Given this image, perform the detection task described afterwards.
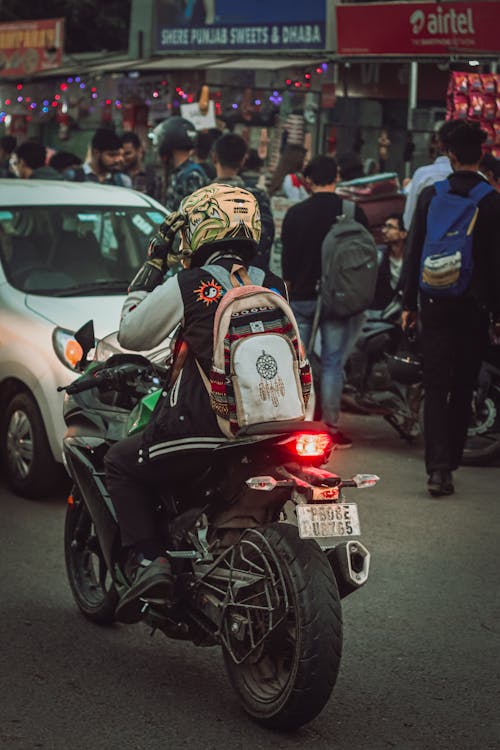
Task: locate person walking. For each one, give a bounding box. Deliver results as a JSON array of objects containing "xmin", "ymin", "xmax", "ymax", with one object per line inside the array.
[
  {"xmin": 211, "ymin": 133, "xmax": 274, "ymax": 269},
  {"xmin": 403, "ymin": 120, "xmax": 459, "ymax": 231},
  {"xmin": 269, "ymin": 144, "xmax": 309, "ymax": 201},
  {"xmin": 402, "ymin": 121, "xmax": 500, "ymax": 497},
  {"xmin": 152, "ymin": 116, "xmax": 209, "ymax": 210},
  {"xmin": 281, "ymin": 154, "xmax": 370, "ymax": 447},
  {"xmin": 121, "ymin": 131, "xmax": 161, "ymax": 199},
  {"xmin": 12, "ymin": 141, "xmax": 60, "ymax": 180},
  {"xmin": 73, "ymin": 128, "xmax": 132, "ymax": 186}
]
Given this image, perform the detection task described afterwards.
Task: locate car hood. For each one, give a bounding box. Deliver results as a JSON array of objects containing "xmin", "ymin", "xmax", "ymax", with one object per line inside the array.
[{"xmin": 25, "ymin": 294, "xmax": 125, "ymax": 339}]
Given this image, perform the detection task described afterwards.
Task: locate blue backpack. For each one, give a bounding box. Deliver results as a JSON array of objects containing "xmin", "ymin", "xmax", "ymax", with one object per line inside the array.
[{"xmin": 419, "ymin": 178, "xmax": 493, "ymax": 298}]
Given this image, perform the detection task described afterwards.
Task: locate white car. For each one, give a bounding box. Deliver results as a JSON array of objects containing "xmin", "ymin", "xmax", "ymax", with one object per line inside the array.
[{"xmin": 0, "ymin": 179, "xmax": 168, "ymax": 498}]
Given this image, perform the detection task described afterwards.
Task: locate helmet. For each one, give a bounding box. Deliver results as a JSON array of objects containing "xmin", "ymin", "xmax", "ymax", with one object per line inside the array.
[
  {"xmin": 178, "ymin": 184, "xmax": 261, "ymax": 257},
  {"xmin": 152, "ymin": 117, "xmax": 197, "ymax": 156},
  {"xmin": 386, "ymin": 330, "xmax": 422, "ymax": 385}
]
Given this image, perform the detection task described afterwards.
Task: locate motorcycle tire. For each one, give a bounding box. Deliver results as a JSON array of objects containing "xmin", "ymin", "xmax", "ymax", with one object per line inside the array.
[
  {"xmin": 64, "ymin": 486, "xmax": 118, "ymax": 624},
  {"xmin": 461, "ymin": 434, "xmax": 500, "ymax": 466},
  {"xmin": 222, "ymin": 523, "xmax": 342, "ymax": 731}
]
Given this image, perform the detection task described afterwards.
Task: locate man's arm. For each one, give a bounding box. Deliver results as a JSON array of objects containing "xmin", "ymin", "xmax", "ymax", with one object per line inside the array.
[
  {"xmin": 119, "ymin": 275, "xmax": 184, "ymax": 351},
  {"xmin": 401, "ymin": 185, "xmax": 433, "ymax": 313}
]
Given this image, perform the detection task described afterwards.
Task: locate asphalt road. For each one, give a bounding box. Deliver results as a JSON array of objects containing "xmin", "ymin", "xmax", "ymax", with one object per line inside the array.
[{"xmin": 0, "ymin": 413, "xmax": 499, "ymax": 750}]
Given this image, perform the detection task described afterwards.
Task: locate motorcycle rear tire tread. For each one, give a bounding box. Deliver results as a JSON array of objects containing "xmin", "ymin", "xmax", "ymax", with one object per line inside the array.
[{"xmin": 223, "ymin": 522, "xmax": 342, "ymax": 731}]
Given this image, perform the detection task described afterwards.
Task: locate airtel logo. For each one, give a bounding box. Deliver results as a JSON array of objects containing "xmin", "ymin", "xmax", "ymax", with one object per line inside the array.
[{"xmin": 410, "ymin": 6, "xmax": 476, "ymax": 35}]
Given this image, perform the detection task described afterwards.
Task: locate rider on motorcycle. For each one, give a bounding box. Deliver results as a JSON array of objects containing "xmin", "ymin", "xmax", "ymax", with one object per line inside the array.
[{"xmin": 104, "ymin": 184, "xmax": 287, "ymax": 623}]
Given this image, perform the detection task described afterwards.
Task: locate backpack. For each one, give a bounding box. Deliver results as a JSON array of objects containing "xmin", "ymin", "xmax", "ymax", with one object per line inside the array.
[
  {"xmin": 321, "ymin": 200, "xmax": 378, "ymax": 319},
  {"xmin": 419, "ymin": 179, "xmax": 494, "ymax": 298},
  {"xmin": 196, "ymin": 264, "xmax": 312, "ymax": 438}
]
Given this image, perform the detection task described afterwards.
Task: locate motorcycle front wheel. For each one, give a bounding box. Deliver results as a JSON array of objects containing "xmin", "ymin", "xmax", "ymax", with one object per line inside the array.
[
  {"xmin": 64, "ymin": 486, "xmax": 118, "ymax": 624},
  {"xmin": 221, "ymin": 523, "xmax": 342, "ymax": 731}
]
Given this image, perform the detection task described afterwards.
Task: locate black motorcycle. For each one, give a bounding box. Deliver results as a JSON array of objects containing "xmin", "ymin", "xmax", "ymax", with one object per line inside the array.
[
  {"xmin": 342, "ymin": 296, "xmax": 423, "ymax": 441},
  {"xmin": 61, "ymin": 322, "xmax": 378, "ymax": 731}
]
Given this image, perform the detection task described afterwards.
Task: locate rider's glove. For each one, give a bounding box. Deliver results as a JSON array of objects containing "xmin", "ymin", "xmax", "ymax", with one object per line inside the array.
[{"xmin": 128, "ymin": 212, "xmax": 186, "ymax": 293}]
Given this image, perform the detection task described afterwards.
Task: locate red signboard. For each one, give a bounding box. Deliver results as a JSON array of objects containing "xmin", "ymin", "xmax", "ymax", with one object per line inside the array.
[
  {"xmin": 337, "ymin": 2, "xmax": 500, "ymax": 56},
  {"xmin": 0, "ymin": 18, "xmax": 64, "ymax": 77}
]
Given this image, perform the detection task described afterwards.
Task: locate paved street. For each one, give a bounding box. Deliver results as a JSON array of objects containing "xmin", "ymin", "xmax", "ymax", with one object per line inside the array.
[{"xmin": 0, "ymin": 413, "xmax": 499, "ymax": 750}]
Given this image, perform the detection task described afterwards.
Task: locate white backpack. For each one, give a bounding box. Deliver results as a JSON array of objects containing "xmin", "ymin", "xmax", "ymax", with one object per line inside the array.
[{"xmin": 197, "ymin": 264, "xmax": 312, "ymax": 438}]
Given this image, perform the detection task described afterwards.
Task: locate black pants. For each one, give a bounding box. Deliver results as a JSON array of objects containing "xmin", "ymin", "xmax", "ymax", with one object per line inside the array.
[
  {"xmin": 104, "ymin": 432, "xmax": 206, "ymax": 549},
  {"xmin": 420, "ymin": 296, "xmax": 489, "ymax": 474}
]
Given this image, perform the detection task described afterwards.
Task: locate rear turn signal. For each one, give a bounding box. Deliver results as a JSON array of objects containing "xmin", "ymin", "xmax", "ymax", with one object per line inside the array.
[{"xmin": 293, "ymin": 433, "xmax": 333, "ymax": 457}]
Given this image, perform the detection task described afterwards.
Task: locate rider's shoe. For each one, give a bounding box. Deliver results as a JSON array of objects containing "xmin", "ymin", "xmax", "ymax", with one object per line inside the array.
[{"xmin": 116, "ymin": 556, "xmax": 173, "ymax": 624}]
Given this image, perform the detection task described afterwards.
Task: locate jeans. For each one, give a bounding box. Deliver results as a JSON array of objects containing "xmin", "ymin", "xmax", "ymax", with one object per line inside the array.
[{"xmin": 292, "ymin": 300, "xmax": 365, "ymax": 427}]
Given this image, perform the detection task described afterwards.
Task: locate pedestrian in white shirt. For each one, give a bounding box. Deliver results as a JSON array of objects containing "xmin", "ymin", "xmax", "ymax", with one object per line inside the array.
[{"xmin": 403, "ymin": 121, "xmax": 460, "ymax": 231}]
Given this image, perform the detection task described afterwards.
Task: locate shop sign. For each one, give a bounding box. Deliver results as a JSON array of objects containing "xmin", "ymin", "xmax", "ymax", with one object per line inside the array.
[
  {"xmin": 0, "ymin": 18, "xmax": 64, "ymax": 77},
  {"xmin": 336, "ymin": 2, "xmax": 500, "ymax": 56},
  {"xmin": 154, "ymin": 0, "xmax": 326, "ymax": 51}
]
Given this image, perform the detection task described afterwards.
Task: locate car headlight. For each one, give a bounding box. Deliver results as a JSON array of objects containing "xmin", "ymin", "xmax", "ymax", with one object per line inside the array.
[{"xmin": 53, "ymin": 327, "xmax": 84, "ymax": 371}]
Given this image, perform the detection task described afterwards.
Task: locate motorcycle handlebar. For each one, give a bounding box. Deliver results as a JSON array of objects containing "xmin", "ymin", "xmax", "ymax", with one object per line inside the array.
[{"xmin": 63, "ymin": 363, "xmax": 144, "ymax": 395}]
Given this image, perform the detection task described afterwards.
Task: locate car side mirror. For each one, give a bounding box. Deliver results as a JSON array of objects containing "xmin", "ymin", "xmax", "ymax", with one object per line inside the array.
[{"xmin": 74, "ymin": 320, "xmax": 95, "ymax": 371}]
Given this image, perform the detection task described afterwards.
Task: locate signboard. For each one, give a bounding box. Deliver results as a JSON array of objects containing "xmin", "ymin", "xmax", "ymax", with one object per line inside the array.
[
  {"xmin": 336, "ymin": 2, "xmax": 500, "ymax": 56},
  {"xmin": 154, "ymin": 0, "xmax": 325, "ymax": 51},
  {"xmin": 181, "ymin": 100, "xmax": 217, "ymax": 130},
  {"xmin": 0, "ymin": 18, "xmax": 64, "ymax": 77}
]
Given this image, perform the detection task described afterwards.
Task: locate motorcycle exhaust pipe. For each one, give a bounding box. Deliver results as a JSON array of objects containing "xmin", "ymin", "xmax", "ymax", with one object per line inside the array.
[{"xmin": 326, "ymin": 540, "xmax": 371, "ymax": 599}]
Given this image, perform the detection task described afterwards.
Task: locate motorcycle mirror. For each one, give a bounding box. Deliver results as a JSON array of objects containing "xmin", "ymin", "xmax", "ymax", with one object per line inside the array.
[
  {"xmin": 74, "ymin": 320, "xmax": 95, "ymax": 371},
  {"xmin": 351, "ymin": 474, "xmax": 380, "ymax": 488}
]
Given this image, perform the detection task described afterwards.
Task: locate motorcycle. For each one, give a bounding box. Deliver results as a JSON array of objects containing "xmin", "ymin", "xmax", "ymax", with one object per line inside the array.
[
  {"xmin": 341, "ymin": 296, "xmax": 423, "ymax": 442},
  {"xmin": 462, "ymin": 344, "xmax": 500, "ymax": 466},
  {"xmin": 60, "ymin": 321, "xmax": 378, "ymax": 731}
]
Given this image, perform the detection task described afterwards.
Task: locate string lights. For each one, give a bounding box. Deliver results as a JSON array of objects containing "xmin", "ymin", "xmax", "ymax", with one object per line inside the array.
[{"xmin": 0, "ymin": 63, "xmax": 331, "ymax": 124}]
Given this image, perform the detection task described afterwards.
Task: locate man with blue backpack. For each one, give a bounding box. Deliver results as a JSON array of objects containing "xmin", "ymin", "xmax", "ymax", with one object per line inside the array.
[{"xmin": 402, "ymin": 121, "xmax": 500, "ymax": 497}]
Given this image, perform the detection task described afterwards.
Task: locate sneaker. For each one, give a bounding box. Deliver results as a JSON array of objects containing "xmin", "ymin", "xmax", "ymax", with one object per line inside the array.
[
  {"xmin": 326, "ymin": 426, "xmax": 353, "ymax": 449},
  {"xmin": 116, "ymin": 556, "xmax": 173, "ymax": 624},
  {"xmin": 427, "ymin": 470, "xmax": 454, "ymax": 497}
]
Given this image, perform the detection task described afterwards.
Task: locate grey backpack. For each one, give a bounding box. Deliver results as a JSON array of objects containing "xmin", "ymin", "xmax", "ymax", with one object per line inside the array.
[{"xmin": 320, "ymin": 200, "xmax": 378, "ymax": 318}]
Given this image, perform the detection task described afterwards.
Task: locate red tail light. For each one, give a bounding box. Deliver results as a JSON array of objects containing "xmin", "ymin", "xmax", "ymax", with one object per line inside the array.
[{"xmin": 293, "ymin": 433, "xmax": 333, "ymax": 458}]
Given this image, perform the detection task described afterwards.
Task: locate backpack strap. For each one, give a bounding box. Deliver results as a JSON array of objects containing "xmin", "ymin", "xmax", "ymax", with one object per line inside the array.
[
  {"xmin": 341, "ymin": 199, "xmax": 356, "ymax": 219},
  {"xmin": 202, "ymin": 264, "xmax": 265, "ymax": 290}
]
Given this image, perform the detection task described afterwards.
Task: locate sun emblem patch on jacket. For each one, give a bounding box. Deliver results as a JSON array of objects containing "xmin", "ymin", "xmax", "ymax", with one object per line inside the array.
[{"xmin": 194, "ymin": 279, "xmax": 223, "ymax": 306}]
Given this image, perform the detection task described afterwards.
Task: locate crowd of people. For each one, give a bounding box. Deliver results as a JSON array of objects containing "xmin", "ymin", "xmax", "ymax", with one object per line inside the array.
[{"xmin": 2, "ymin": 118, "xmax": 500, "ymax": 506}]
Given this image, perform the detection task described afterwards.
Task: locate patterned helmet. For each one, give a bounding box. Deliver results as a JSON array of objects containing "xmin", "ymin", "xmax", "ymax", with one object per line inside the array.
[{"xmin": 178, "ymin": 184, "xmax": 261, "ymax": 256}]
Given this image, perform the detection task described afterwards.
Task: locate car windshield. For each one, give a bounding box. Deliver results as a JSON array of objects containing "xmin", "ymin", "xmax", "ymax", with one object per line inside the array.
[{"xmin": 0, "ymin": 205, "xmax": 166, "ymax": 295}]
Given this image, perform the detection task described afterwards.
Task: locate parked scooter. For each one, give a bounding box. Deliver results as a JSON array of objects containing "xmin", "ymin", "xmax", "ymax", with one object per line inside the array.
[
  {"xmin": 60, "ymin": 322, "xmax": 378, "ymax": 731},
  {"xmin": 462, "ymin": 344, "xmax": 500, "ymax": 466},
  {"xmin": 340, "ymin": 296, "xmax": 423, "ymax": 441}
]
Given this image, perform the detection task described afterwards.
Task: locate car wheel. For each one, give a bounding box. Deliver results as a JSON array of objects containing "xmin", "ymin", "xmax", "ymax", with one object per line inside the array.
[{"xmin": 1, "ymin": 391, "xmax": 65, "ymax": 499}]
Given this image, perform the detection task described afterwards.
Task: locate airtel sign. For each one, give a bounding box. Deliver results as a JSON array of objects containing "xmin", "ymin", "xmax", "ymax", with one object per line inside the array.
[{"xmin": 336, "ymin": 2, "xmax": 499, "ymax": 56}]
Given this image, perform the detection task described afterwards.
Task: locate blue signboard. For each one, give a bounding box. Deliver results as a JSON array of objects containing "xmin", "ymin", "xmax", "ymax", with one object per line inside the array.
[{"xmin": 154, "ymin": 0, "xmax": 326, "ymax": 52}]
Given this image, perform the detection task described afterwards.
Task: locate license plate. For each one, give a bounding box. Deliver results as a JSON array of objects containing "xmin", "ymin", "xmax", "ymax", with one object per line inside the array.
[{"xmin": 296, "ymin": 503, "xmax": 361, "ymax": 539}]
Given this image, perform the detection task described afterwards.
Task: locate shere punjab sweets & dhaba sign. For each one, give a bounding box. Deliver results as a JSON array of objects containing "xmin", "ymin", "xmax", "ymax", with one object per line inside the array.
[{"xmin": 336, "ymin": 2, "xmax": 499, "ymax": 56}]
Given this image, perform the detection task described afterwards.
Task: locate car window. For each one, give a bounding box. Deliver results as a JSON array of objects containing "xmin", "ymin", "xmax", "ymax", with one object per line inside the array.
[{"xmin": 0, "ymin": 206, "xmax": 164, "ymax": 295}]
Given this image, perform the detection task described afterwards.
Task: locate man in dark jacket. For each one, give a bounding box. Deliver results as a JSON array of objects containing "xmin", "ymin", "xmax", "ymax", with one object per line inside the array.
[
  {"xmin": 402, "ymin": 121, "xmax": 500, "ymax": 497},
  {"xmin": 211, "ymin": 133, "xmax": 275, "ymax": 269},
  {"xmin": 104, "ymin": 184, "xmax": 286, "ymax": 622},
  {"xmin": 281, "ymin": 155, "xmax": 369, "ymax": 447}
]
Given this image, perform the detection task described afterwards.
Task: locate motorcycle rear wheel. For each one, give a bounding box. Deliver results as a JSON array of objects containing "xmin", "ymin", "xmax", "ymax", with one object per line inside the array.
[
  {"xmin": 222, "ymin": 523, "xmax": 342, "ymax": 731},
  {"xmin": 64, "ymin": 487, "xmax": 118, "ymax": 624}
]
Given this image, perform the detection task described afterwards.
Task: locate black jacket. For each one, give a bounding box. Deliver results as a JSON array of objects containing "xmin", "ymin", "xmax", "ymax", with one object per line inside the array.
[
  {"xmin": 118, "ymin": 254, "xmax": 286, "ymax": 454},
  {"xmin": 281, "ymin": 192, "xmax": 369, "ymax": 300},
  {"xmin": 402, "ymin": 171, "xmax": 500, "ymax": 319}
]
